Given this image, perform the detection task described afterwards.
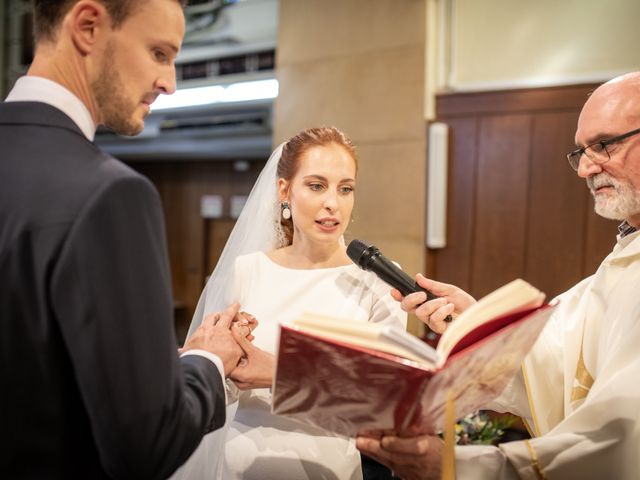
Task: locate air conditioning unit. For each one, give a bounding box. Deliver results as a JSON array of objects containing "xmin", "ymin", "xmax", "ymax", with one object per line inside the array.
[
  {"xmin": 178, "ymin": 0, "xmax": 278, "ymax": 88},
  {"xmin": 96, "ymin": 99, "xmax": 273, "ymax": 160},
  {"xmin": 95, "ymin": 0, "xmax": 279, "ymax": 161}
]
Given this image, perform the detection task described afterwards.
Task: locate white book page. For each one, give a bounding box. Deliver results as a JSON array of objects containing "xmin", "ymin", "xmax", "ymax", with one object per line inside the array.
[{"xmin": 292, "ymin": 313, "xmax": 438, "ymax": 365}]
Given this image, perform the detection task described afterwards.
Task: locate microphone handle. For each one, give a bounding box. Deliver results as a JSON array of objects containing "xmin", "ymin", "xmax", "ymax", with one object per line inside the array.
[
  {"xmin": 371, "ymin": 258, "xmax": 453, "ymax": 322},
  {"xmin": 408, "ymin": 282, "xmax": 453, "ymax": 323},
  {"xmin": 414, "ymin": 283, "xmax": 439, "ymax": 302},
  {"xmin": 412, "ymin": 284, "xmax": 453, "ymax": 323}
]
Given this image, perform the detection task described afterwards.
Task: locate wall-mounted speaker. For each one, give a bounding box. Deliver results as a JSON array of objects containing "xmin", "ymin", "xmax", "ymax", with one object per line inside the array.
[{"xmin": 427, "ymin": 122, "xmax": 449, "ymax": 249}]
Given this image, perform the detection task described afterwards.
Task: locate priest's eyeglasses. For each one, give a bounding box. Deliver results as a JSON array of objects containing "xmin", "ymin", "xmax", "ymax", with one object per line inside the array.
[{"xmin": 566, "ymin": 127, "xmax": 640, "ymax": 171}]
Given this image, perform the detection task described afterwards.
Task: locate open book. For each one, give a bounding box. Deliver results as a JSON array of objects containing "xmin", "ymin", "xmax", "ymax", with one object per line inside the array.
[{"xmin": 272, "ymin": 279, "xmax": 555, "ymax": 436}]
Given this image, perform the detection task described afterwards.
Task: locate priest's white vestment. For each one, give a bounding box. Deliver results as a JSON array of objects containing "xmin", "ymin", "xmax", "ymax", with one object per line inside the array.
[{"xmin": 456, "ymin": 230, "xmax": 640, "ymax": 479}]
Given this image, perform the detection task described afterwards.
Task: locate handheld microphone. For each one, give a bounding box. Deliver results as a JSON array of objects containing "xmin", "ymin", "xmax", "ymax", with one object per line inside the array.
[{"xmin": 346, "ymin": 239, "xmax": 452, "ymax": 322}]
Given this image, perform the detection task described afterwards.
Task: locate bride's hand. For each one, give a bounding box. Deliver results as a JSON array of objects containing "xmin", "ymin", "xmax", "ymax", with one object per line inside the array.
[
  {"xmin": 233, "ymin": 311, "xmax": 258, "ymax": 341},
  {"xmin": 228, "ymin": 328, "xmax": 275, "ymax": 389}
]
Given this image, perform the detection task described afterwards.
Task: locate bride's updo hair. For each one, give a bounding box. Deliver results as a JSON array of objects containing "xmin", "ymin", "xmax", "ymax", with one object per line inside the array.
[{"xmin": 277, "ymin": 126, "xmax": 358, "ymax": 246}]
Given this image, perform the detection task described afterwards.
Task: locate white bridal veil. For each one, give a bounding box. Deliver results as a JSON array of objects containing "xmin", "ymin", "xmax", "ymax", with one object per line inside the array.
[
  {"xmin": 186, "ymin": 142, "xmax": 287, "ymax": 337},
  {"xmin": 172, "ymin": 143, "xmax": 286, "ymax": 480}
]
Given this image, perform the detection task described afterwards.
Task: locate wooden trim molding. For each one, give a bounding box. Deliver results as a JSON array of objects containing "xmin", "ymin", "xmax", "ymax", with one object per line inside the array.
[{"xmin": 436, "ymin": 83, "xmax": 600, "ymax": 118}]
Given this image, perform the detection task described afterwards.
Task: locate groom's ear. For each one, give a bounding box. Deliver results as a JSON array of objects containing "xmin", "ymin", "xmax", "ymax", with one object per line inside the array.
[{"xmin": 277, "ymin": 178, "xmax": 290, "ymax": 201}]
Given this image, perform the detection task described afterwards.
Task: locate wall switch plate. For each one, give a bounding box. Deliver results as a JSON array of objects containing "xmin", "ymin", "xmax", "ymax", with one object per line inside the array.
[
  {"xmin": 200, "ymin": 195, "xmax": 223, "ymax": 219},
  {"xmin": 230, "ymin": 195, "xmax": 249, "ymax": 219}
]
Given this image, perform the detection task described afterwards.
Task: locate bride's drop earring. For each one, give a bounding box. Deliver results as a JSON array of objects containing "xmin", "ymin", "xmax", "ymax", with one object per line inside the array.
[{"xmin": 281, "ymin": 201, "xmax": 291, "ymax": 220}]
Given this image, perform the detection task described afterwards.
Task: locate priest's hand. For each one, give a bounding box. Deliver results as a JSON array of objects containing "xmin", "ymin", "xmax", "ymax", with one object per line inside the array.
[
  {"xmin": 228, "ymin": 329, "xmax": 275, "ymax": 389},
  {"xmin": 356, "ymin": 433, "xmax": 443, "ymax": 480},
  {"xmin": 391, "ymin": 274, "xmax": 476, "ymax": 334}
]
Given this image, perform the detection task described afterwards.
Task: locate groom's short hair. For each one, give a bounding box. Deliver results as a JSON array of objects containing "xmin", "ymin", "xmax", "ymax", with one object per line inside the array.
[{"xmin": 33, "ymin": 0, "xmax": 188, "ymax": 42}]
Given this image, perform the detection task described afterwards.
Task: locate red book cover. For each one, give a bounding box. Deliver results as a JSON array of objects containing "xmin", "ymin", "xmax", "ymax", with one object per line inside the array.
[{"xmin": 272, "ymin": 303, "xmax": 555, "ymax": 437}]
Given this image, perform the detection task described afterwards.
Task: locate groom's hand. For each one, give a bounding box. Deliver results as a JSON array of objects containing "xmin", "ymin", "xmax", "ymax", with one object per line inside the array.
[{"xmin": 182, "ymin": 302, "xmax": 245, "ymax": 375}]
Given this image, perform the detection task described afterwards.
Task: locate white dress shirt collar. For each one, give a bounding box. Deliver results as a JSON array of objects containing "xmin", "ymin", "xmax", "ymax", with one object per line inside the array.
[{"xmin": 5, "ymin": 76, "xmax": 96, "ymax": 141}]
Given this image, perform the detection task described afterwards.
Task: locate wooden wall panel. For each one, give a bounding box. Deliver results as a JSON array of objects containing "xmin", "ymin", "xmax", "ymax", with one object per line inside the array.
[
  {"xmin": 130, "ymin": 160, "xmax": 263, "ymax": 341},
  {"xmin": 204, "ymin": 219, "xmax": 237, "ymax": 276},
  {"xmin": 525, "ymin": 112, "xmax": 589, "ymax": 297},
  {"xmin": 584, "ymin": 201, "xmax": 618, "ymax": 276},
  {"xmin": 433, "ymin": 83, "xmax": 618, "ymax": 302},
  {"xmin": 471, "ymin": 115, "xmax": 531, "ymax": 297},
  {"xmin": 428, "ymin": 118, "xmax": 478, "ymax": 293}
]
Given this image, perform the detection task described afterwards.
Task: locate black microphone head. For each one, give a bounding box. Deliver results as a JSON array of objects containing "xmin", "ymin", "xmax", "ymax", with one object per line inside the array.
[{"xmin": 346, "ymin": 239, "xmax": 378, "ymax": 270}]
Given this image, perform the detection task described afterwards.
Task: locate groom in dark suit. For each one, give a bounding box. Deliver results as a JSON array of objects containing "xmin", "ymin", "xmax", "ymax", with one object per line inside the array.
[{"xmin": 0, "ymin": 1, "xmax": 246, "ymax": 478}]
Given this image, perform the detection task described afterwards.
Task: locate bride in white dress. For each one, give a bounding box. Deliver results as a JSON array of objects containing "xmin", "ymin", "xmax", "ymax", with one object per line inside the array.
[{"xmin": 172, "ymin": 127, "xmax": 406, "ymax": 480}]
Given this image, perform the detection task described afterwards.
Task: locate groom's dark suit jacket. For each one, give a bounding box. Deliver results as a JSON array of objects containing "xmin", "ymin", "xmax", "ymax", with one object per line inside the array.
[{"xmin": 0, "ymin": 102, "xmax": 225, "ymax": 479}]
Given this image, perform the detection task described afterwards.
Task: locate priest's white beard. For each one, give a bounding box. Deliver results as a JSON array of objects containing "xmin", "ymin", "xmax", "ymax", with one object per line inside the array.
[{"xmin": 587, "ymin": 172, "xmax": 640, "ymax": 221}]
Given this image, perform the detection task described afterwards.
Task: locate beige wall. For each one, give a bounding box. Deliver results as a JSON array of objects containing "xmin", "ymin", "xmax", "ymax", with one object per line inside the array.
[
  {"xmin": 274, "ymin": 1, "xmax": 427, "ymax": 288},
  {"xmin": 444, "ymin": 0, "xmax": 640, "ymax": 90}
]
